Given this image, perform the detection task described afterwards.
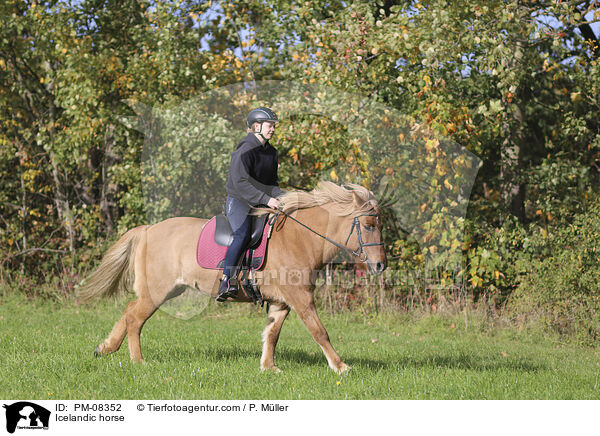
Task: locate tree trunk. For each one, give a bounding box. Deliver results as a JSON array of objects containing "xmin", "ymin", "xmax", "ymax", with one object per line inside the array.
[
  {"xmin": 100, "ymin": 123, "xmax": 118, "ymax": 235},
  {"xmin": 500, "ymin": 37, "xmax": 526, "ymax": 222},
  {"xmin": 500, "ymin": 104, "xmax": 526, "ymax": 222},
  {"xmin": 19, "ymin": 163, "xmax": 27, "ymax": 275},
  {"xmin": 47, "ymin": 82, "xmax": 76, "ymax": 254},
  {"xmin": 577, "ymin": 22, "xmax": 600, "ymax": 59}
]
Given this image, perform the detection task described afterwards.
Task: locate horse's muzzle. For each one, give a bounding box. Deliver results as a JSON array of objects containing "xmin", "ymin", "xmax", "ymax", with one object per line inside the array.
[{"xmin": 368, "ymin": 261, "xmax": 386, "ymax": 275}]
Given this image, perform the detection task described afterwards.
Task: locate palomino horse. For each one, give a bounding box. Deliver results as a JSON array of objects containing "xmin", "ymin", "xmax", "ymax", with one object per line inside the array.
[{"xmin": 78, "ymin": 182, "xmax": 386, "ymax": 373}]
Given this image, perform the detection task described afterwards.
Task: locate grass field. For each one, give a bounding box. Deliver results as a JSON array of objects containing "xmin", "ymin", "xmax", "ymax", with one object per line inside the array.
[{"xmin": 1, "ymin": 293, "xmax": 599, "ymax": 400}]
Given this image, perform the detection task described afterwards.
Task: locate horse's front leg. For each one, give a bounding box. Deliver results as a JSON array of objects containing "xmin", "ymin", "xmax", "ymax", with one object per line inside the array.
[
  {"xmin": 290, "ymin": 289, "xmax": 349, "ymax": 374},
  {"xmin": 261, "ymin": 303, "xmax": 290, "ymax": 372}
]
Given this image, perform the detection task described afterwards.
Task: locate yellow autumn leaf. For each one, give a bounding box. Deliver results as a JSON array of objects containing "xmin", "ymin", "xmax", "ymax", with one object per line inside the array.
[
  {"xmin": 570, "ymin": 92, "xmax": 582, "ymax": 102},
  {"xmin": 425, "ymin": 139, "xmax": 438, "ymax": 152}
]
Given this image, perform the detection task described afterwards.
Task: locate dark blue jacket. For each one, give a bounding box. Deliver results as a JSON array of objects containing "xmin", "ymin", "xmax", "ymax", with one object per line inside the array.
[{"xmin": 225, "ymin": 133, "xmax": 284, "ymax": 206}]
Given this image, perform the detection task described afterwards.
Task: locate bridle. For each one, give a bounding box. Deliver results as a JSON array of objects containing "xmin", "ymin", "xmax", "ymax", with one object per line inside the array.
[
  {"xmin": 270, "ymin": 210, "xmax": 384, "ymax": 263},
  {"xmin": 344, "ymin": 214, "xmax": 385, "ymax": 262}
]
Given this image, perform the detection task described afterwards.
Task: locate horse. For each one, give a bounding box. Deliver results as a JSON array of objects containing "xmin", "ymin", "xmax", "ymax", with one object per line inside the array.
[{"xmin": 78, "ymin": 181, "xmax": 387, "ymax": 373}]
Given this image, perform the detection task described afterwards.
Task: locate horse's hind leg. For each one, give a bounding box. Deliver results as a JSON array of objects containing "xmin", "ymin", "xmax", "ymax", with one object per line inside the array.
[
  {"xmin": 125, "ymin": 296, "xmax": 158, "ymax": 362},
  {"xmin": 260, "ymin": 303, "xmax": 290, "ymax": 372},
  {"xmin": 94, "ymin": 296, "xmax": 158, "ymax": 362},
  {"xmin": 94, "ymin": 300, "xmax": 136, "ymax": 357}
]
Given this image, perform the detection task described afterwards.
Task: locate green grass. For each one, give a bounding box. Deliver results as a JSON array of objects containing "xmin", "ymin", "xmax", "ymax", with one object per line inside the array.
[{"xmin": 0, "ymin": 294, "xmax": 599, "ymax": 399}]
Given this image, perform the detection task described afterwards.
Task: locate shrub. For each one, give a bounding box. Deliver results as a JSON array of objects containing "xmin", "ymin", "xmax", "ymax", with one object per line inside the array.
[{"xmin": 508, "ymin": 204, "xmax": 600, "ymax": 345}]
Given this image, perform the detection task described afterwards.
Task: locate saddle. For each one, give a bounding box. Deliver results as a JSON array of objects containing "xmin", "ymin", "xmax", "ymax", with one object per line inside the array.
[
  {"xmin": 214, "ymin": 214, "xmax": 269, "ymax": 252},
  {"xmin": 196, "ymin": 213, "xmax": 274, "ymax": 306}
]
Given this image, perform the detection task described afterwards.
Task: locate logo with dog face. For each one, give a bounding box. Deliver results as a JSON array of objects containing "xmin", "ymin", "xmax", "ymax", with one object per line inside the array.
[{"xmin": 3, "ymin": 402, "xmax": 50, "ymax": 433}]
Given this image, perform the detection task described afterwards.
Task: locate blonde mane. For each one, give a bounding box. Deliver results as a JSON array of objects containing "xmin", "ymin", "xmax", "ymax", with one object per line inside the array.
[{"xmin": 262, "ymin": 181, "xmax": 378, "ymax": 217}]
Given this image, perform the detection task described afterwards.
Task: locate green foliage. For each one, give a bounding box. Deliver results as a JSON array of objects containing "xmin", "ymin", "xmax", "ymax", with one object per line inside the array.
[
  {"xmin": 1, "ymin": 0, "xmax": 600, "ymax": 344},
  {"xmin": 509, "ymin": 204, "xmax": 600, "ymax": 345},
  {"xmin": 525, "ymin": 155, "xmax": 593, "ymax": 222},
  {"xmin": 137, "ymin": 106, "xmax": 236, "ymax": 222},
  {"xmin": 464, "ymin": 216, "xmax": 532, "ymax": 302}
]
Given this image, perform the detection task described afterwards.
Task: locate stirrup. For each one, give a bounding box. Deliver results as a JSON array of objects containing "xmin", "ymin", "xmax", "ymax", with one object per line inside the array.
[{"xmin": 242, "ymin": 274, "xmax": 264, "ymax": 307}]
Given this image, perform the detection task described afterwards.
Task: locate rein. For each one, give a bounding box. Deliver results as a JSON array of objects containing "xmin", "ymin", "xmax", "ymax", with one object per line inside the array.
[{"xmin": 269, "ymin": 209, "xmax": 383, "ymax": 262}]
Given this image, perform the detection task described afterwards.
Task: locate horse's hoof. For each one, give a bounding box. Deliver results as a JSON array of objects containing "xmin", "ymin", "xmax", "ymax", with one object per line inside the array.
[
  {"xmin": 261, "ymin": 365, "xmax": 282, "ymax": 373},
  {"xmin": 94, "ymin": 346, "xmax": 102, "ymax": 357},
  {"xmin": 336, "ymin": 363, "xmax": 350, "ymax": 374}
]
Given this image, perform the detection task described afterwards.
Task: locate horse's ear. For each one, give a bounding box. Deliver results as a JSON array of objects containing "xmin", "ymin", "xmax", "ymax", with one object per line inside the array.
[{"xmin": 352, "ymin": 192, "xmax": 363, "ymax": 207}]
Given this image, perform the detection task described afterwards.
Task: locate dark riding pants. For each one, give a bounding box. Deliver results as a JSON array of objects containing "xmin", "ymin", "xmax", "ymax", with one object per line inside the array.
[{"xmin": 223, "ymin": 196, "xmax": 252, "ymax": 278}]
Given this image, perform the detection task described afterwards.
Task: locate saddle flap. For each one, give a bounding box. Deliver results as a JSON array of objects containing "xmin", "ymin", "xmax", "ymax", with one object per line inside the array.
[
  {"xmin": 214, "ymin": 214, "xmax": 268, "ymax": 249},
  {"xmin": 214, "ymin": 215, "xmax": 233, "ymax": 246},
  {"xmin": 249, "ymin": 214, "xmax": 269, "ymax": 249}
]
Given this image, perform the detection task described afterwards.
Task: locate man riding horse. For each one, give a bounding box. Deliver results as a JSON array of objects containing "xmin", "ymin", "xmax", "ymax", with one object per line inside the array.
[{"xmin": 217, "ymin": 107, "xmax": 283, "ymax": 302}]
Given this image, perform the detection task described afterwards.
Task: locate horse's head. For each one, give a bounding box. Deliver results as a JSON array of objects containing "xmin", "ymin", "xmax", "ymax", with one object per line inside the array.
[
  {"xmin": 345, "ymin": 191, "xmax": 387, "ymax": 275},
  {"xmin": 274, "ymin": 181, "xmax": 387, "ymax": 275}
]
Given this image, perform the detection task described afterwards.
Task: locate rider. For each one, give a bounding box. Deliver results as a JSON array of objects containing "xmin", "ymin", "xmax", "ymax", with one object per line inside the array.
[{"xmin": 216, "ymin": 107, "xmax": 283, "ymax": 302}]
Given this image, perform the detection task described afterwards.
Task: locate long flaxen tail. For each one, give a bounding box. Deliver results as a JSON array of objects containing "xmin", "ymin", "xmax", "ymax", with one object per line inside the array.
[{"xmin": 77, "ymin": 225, "xmax": 149, "ymax": 302}]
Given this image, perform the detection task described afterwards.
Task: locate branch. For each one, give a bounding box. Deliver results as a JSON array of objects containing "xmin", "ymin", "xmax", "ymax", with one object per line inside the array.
[
  {"xmin": 577, "ymin": 22, "xmax": 600, "ymax": 58},
  {"xmin": 1, "ymin": 226, "xmax": 65, "ymax": 265},
  {"xmin": 229, "ymin": 6, "xmax": 256, "ymax": 86},
  {"xmin": 0, "ymin": 213, "xmax": 11, "ymax": 230},
  {"xmin": 13, "ymin": 247, "xmax": 67, "ymax": 256}
]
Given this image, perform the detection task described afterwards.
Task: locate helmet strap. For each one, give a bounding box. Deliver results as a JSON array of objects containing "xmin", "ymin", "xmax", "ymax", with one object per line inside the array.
[{"xmin": 254, "ymin": 122, "xmax": 268, "ymax": 143}]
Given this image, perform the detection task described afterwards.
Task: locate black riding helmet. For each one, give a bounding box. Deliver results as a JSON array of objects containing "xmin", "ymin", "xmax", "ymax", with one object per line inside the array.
[{"xmin": 246, "ymin": 107, "xmax": 279, "ymax": 128}]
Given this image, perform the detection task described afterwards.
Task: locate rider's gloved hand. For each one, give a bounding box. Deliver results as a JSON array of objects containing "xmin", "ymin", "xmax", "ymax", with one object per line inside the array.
[{"xmin": 267, "ymin": 197, "xmax": 281, "ymax": 209}]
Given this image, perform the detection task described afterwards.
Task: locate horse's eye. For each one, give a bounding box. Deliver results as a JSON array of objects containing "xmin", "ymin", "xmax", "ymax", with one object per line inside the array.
[{"xmin": 364, "ymin": 225, "xmax": 376, "ymax": 232}]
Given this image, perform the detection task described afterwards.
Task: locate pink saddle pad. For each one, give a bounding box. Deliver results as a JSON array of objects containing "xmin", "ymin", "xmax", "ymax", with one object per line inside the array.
[{"xmin": 196, "ymin": 216, "xmax": 271, "ymax": 270}]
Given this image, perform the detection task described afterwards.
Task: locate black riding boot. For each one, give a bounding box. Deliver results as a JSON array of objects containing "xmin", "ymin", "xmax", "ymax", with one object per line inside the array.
[{"xmin": 216, "ymin": 275, "xmax": 238, "ymax": 302}]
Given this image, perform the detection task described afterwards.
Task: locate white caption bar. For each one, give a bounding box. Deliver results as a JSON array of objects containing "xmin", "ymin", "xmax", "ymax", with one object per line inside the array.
[{"xmin": 0, "ymin": 400, "xmax": 597, "ymax": 436}]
